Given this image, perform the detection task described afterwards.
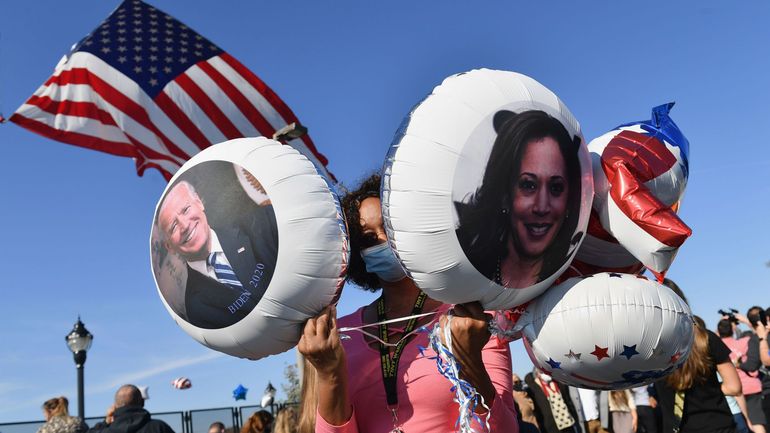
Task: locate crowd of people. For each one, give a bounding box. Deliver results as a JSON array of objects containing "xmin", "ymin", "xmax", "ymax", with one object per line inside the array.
[
  {"xmin": 510, "ymin": 300, "xmax": 770, "ymax": 433},
  {"xmin": 35, "ymin": 172, "xmax": 770, "ymax": 433},
  {"xmin": 34, "ymin": 386, "xmax": 299, "ymax": 433}
]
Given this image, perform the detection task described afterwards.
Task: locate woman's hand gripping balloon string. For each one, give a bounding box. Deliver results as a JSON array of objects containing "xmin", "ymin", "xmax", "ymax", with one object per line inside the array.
[
  {"xmin": 447, "ymin": 303, "xmax": 497, "ymax": 404},
  {"xmin": 429, "ymin": 302, "xmax": 496, "ymax": 433},
  {"xmin": 298, "ymin": 305, "xmax": 353, "ymax": 426}
]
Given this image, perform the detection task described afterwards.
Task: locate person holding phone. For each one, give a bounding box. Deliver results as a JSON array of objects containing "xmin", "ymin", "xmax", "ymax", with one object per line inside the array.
[{"xmin": 726, "ymin": 307, "xmax": 768, "ymax": 433}]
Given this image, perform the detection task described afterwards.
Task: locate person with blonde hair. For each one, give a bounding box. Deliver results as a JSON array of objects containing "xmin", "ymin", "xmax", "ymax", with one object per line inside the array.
[
  {"xmin": 608, "ymin": 389, "xmax": 637, "ymax": 433},
  {"xmin": 37, "ymin": 397, "xmax": 87, "ymax": 433},
  {"xmin": 273, "ymin": 407, "xmax": 298, "ymax": 433},
  {"xmin": 297, "ymin": 357, "xmax": 317, "ymax": 433}
]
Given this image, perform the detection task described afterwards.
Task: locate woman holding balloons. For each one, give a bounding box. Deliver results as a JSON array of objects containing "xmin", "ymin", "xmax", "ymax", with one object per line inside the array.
[{"xmin": 298, "ymin": 174, "xmax": 517, "ymax": 433}]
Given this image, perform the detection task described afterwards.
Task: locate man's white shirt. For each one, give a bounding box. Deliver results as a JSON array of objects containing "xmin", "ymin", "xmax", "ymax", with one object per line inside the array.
[
  {"xmin": 187, "ymin": 229, "xmax": 235, "ymax": 280},
  {"xmin": 577, "ymin": 388, "xmax": 600, "ymax": 421}
]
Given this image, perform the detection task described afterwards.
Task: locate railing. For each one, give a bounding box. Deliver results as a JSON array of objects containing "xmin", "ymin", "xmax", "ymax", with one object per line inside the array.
[
  {"xmin": 0, "ymin": 403, "xmax": 296, "ymax": 433},
  {"xmin": 187, "ymin": 407, "xmax": 237, "ymax": 433},
  {"xmin": 0, "ymin": 420, "xmax": 46, "ymax": 433}
]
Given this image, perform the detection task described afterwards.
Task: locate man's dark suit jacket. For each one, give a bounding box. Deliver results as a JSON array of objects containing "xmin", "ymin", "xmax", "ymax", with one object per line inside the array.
[{"xmin": 184, "ymin": 205, "xmax": 278, "ymax": 329}]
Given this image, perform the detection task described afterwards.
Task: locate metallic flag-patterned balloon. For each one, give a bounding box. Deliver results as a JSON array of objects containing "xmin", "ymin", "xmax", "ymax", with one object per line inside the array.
[
  {"xmin": 571, "ymin": 103, "xmax": 691, "ymax": 279},
  {"xmin": 171, "ymin": 377, "xmax": 192, "ymax": 390}
]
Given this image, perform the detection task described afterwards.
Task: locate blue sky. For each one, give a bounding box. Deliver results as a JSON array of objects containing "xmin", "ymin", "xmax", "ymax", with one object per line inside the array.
[{"xmin": 1, "ymin": 0, "xmax": 769, "ymax": 423}]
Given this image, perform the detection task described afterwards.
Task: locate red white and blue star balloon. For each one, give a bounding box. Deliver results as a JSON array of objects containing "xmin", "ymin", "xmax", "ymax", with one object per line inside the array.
[
  {"xmin": 571, "ymin": 103, "xmax": 691, "ymax": 279},
  {"xmin": 518, "ymin": 272, "xmax": 693, "ymax": 389}
]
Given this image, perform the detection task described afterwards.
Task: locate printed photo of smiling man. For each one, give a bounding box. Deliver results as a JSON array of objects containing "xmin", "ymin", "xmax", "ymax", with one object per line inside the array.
[{"xmin": 151, "ymin": 161, "xmax": 278, "ymax": 329}]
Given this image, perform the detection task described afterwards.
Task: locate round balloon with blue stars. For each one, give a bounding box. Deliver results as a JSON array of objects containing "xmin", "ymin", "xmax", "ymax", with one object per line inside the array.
[{"xmin": 518, "ymin": 272, "xmax": 693, "ymax": 389}]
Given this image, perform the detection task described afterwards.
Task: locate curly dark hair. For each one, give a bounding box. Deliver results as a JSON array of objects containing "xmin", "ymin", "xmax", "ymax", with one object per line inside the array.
[
  {"xmin": 340, "ymin": 173, "xmax": 383, "ymax": 292},
  {"xmin": 455, "ymin": 110, "xmax": 582, "ymax": 284}
]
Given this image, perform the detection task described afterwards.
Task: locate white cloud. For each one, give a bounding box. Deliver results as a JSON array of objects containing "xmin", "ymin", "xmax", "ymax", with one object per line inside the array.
[
  {"xmin": 88, "ymin": 351, "xmax": 226, "ymax": 394},
  {"xmin": 0, "ymin": 382, "xmax": 26, "ymax": 395},
  {"xmin": 0, "ymin": 352, "xmax": 225, "ymax": 420}
]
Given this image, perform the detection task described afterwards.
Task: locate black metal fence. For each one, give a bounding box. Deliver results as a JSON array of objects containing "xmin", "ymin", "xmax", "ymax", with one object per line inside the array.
[
  {"xmin": 193, "ymin": 406, "xmax": 244, "ymax": 433},
  {"xmin": 0, "ymin": 403, "xmax": 295, "ymax": 433}
]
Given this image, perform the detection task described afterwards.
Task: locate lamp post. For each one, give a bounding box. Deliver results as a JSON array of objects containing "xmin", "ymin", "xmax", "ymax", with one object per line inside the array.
[
  {"xmin": 272, "ymin": 122, "xmax": 307, "ymax": 142},
  {"xmin": 65, "ymin": 317, "xmax": 93, "ymax": 420}
]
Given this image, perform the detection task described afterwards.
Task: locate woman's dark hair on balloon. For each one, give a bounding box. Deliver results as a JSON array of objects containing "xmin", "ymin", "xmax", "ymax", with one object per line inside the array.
[
  {"xmin": 455, "ymin": 109, "xmax": 582, "ymax": 283},
  {"xmin": 341, "ymin": 172, "xmax": 383, "ymax": 292}
]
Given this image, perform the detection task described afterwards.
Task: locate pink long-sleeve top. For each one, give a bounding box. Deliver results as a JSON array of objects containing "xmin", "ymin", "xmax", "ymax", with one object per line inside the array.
[
  {"xmin": 316, "ymin": 305, "xmax": 518, "ymax": 433},
  {"xmin": 722, "ymin": 336, "xmax": 763, "ymax": 395}
]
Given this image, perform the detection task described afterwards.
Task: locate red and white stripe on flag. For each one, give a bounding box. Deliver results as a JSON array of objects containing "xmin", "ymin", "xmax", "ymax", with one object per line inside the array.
[{"xmin": 10, "ymin": 0, "xmax": 332, "ymax": 182}]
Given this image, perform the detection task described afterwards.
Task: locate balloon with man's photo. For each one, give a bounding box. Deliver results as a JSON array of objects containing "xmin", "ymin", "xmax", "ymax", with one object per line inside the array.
[
  {"xmin": 382, "ymin": 68, "xmax": 593, "ymax": 310},
  {"xmin": 150, "ymin": 137, "xmax": 348, "ymax": 360}
]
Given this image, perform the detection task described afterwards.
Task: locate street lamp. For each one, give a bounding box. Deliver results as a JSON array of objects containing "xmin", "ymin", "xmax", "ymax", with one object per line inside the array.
[{"xmin": 65, "ymin": 317, "xmax": 93, "ymax": 420}]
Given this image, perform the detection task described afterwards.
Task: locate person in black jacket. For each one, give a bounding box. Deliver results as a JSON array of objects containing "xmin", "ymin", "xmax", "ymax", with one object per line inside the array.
[
  {"xmin": 525, "ymin": 369, "xmax": 582, "ymax": 433},
  {"xmin": 653, "ymin": 280, "xmax": 742, "ymax": 433},
  {"xmin": 87, "ymin": 385, "xmax": 174, "ymax": 433}
]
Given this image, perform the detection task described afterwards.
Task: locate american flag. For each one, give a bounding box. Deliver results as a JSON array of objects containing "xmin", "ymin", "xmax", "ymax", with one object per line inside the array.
[{"xmin": 10, "ymin": 0, "xmax": 332, "ymax": 181}]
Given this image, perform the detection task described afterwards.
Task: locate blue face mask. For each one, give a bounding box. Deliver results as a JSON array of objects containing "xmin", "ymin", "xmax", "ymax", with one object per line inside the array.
[{"xmin": 360, "ymin": 243, "xmax": 407, "ymax": 282}]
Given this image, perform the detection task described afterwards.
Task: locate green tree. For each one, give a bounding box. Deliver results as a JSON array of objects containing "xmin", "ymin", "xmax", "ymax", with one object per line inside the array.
[{"xmin": 282, "ymin": 362, "xmax": 300, "ymax": 402}]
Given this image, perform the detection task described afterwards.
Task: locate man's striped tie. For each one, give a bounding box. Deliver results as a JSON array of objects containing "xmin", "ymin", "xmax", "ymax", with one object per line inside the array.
[{"xmin": 207, "ymin": 252, "xmax": 244, "ymax": 291}]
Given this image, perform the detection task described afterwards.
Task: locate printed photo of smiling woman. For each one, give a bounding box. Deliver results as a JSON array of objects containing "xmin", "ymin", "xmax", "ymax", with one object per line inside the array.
[{"xmin": 454, "ymin": 110, "xmax": 583, "ymax": 289}]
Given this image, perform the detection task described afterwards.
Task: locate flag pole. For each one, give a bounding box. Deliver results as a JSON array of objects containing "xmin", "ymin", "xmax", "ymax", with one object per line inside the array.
[{"xmin": 0, "ymin": 31, "xmax": 5, "ymax": 123}]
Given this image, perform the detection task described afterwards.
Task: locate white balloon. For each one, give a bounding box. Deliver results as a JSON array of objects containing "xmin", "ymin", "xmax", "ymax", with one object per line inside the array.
[
  {"xmin": 138, "ymin": 385, "xmax": 150, "ymax": 399},
  {"xmin": 261, "ymin": 382, "xmax": 276, "ymax": 408},
  {"xmin": 382, "ymin": 69, "xmax": 593, "ymax": 310},
  {"xmin": 151, "ymin": 137, "xmax": 348, "ymax": 360},
  {"xmin": 519, "ymin": 273, "xmax": 693, "ymax": 389}
]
